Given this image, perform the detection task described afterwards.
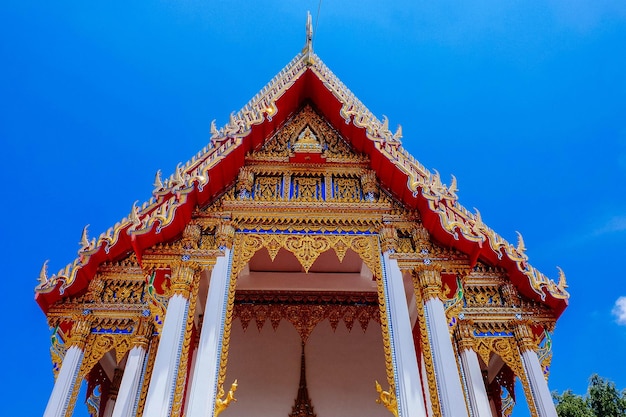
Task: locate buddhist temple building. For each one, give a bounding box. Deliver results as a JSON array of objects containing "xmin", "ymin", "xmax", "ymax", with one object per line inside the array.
[{"xmin": 36, "ymin": 16, "xmax": 569, "ymax": 417}]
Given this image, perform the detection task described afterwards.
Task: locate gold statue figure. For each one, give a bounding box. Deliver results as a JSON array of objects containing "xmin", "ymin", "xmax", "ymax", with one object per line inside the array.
[{"xmin": 215, "ymin": 379, "xmax": 238, "ymax": 416}]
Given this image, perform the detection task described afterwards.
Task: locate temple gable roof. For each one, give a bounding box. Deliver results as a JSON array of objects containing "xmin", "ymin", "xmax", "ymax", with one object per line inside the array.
[{"xmin": 35, "ymin": 49, "xmax": 569, "ymax": 315}]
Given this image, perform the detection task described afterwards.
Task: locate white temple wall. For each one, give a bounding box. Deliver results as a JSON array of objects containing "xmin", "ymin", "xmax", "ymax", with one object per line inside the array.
[{"xmin": 225, "ymin": 317, "xmax": 387, "ymax": 417}]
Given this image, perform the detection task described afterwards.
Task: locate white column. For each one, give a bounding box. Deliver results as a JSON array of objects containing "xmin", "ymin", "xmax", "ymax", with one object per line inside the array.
[
  {"xmin": 141, "ymin": 293, "xmax": 189, "ymax": 417},
  {"xmin": 419, "ymin": 354, "xmax": 433, "ymax": 417},
  {"xmin": 515, "ymin": 325, "xmax": 557, "ymax": 417},
  {"xmin": 142, "ymin": 262, "xmax": 197, "ymax": 417},
  {"xmin": 459, "ymin": 348, "xmax": 493, "ymax": 417},
  {"xmin": 381, "ymin": 252, "xmax": 428, "ymax": 417},
  {"xmin": 418, "ymin": 267, "xmax": 469, "ymax": 417},
  {"xmin": 44, "ymin": 320, "xmax": 91, "ymax": 417},
  {"xmin": 186, "ymin": 248, "xmax": 233, "ymax": 417},
  {"xmin": 43, "ymin": 345, "xmax": 85, "ymax": 417},
  {"xmin": 112, "ymin": 344, "xmax": 148, "ymax": 417},
  {"xmin": 184, "ymin": 342, "xmax": 200, "ymax": 412}
]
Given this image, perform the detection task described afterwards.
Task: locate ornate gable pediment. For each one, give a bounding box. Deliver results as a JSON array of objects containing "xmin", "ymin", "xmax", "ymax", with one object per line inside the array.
[
  {"xmin": 35, "ymin": 43, "xmax": 568, "ymax": 317},
  {"xmin": 252, "ymin": 104, "xmax": 360, "ymax": 161}
]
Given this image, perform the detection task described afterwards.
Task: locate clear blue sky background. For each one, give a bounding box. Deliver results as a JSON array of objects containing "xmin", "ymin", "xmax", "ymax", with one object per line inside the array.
[{"xmin": 1, "ymin": 1, "xmax": 625, "ymax": 416}]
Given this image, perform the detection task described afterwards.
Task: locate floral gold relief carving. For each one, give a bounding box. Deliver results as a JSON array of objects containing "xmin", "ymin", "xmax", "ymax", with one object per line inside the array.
[{"xmin": 284, "ymin": 235, "xmax": 331, "ymax": 272}]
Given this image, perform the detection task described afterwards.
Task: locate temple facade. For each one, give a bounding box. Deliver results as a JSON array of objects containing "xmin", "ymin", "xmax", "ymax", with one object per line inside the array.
[{"xmin": 36, "ymin": 22, "xmax": 569, "ymax": 417}]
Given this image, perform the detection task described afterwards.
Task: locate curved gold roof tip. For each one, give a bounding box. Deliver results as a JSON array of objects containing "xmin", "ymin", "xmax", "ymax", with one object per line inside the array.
[{"xmin": 302, "ymin": 11, "xmax": 314, "ymax": 66}]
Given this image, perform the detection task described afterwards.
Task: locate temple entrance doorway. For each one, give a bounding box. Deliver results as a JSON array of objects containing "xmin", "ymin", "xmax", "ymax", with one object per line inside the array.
[{"xmin": 224, "ymin": 245, "xmax": 388, "ymax": 417}]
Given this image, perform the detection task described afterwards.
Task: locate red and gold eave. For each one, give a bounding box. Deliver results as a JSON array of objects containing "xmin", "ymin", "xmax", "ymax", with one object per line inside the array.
[{"xmin": 35, "ymin": 51, "xmax": 569, "ymax": 316}]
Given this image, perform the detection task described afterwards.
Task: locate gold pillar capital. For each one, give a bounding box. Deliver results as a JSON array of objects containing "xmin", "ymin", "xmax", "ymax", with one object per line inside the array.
[
  {"xmin": 455, "ymin": 320, "xmax": 475, "ymax": 351},
  {"xmin": 360, "ymin": 170, "xmax": 378, "ymax": 198},
  {"xmin": 169, "ymin": 263, "xmax": 199, "ymax": 297},
  {"xmin": 132, "ymin": 318, "xmax": 154, "ymax": 349},
  {"xmin": 379, "ymin": 224, "xmax": 398, "ymax": 253},
  {"xmin": 215, "ymin": 220, "xmax": 236, "ymax": 249},
  {"xmin": 68, "ymin": 320, "xmax": 91, "ymax": 349},
  {"xmin": 411, "ymin": 224, "xmax": 430, "ymax": 248},
  {"xmin": 415, "ymin": 264, "xmax": 443, "ymax": 301},
  {"xmin": 237, "ymin": 166, "xmax": 254, "ymax": 197},
  {"xmin": 501, "ymin": 282, "xmax": 520, "ymax": 306},
  {"xmin": 87, "ymin": 277, "xmax": 105, "ymax": 301},
  {"xmin": 513, "ymin": 322, "xmax": 537, "ymax": 352},
  {"xmin": 181, "ymin": 223, "xmax": 203, "ymax": 250}
]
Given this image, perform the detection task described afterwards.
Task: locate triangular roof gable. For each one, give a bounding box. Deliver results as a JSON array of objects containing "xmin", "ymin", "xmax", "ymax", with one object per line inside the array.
[{"xmin": 35, "ymin": 51, "xmax": 569, "ymax": 315}]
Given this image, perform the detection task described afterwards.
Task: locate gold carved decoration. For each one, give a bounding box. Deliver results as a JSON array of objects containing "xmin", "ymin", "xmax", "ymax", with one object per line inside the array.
[
  {"xmin": 379, "ymin": 225, "xmax": 398, "ymax": 253},
  {"xmin": 215, "ymin": 220, "xmax": 236, "ymax": 249},
  {"xmin": 375, "ymin": 381, "xmax": 398, "ymax": 417},
  {"xmin": 215, "ymin": 241, "xmax": 239, "ymax": 409},
  {"xmin": 513, "ymin": 323, "xmax": 537, "ymax": 353},
  {"xmin": 234, "ymin": 291, "xmax": 380, "ymax": 339},
  {"xmin": 455, "ymin": 320, "xmax": 476, "ymax": 352},
  {"xmin": 170, "ymin": 263, "xmax": 196, "ymax": 297},
  {"xmin": 237, "ymin": 166, "xmax": 254, "ymax": 197},
  {"xmin": 231, "ymin": 233, "xmax": 381, "ymax": 276},
  {"xmin": 257, "ymin": 104, "xmax": 351, "ymax": 159},
  {"xmin": 372, "ymin": 242, "xmax": 398, "ymax": 414},
  {"xmin": 79, "ymin": 334, "xmax": 132, "ymax": 379},
  {"xmin": 415, "ymin": 264, "xmax": 443, "ymax": 301},
  {"xmin": 292, "ymin": 176, "xmax": 323, "ymax": 201},
  {"xmin": 135, "ymin": 339, "xmax": 157, "ymax": 417},
  {"xmin": 215, "ymin": 379, "xmax": 238, "ymax": 416},
  {"xmin": 474, "ymin": 336, "xmax": 539, "ymax": 417}
]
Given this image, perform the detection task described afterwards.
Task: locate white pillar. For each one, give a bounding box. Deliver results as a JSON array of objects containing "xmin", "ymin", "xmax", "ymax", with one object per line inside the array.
[
  {"xmin": 142, "ymin": 263, "xmax": 197, "ymax": 417},
  {"xmin": 419, "ymin": 353, "xmax": 433, "ymax": 417},
  {"xmin": 515, "ymin": 325, "xmax": 557, "ymax": 417},
  {"xmin": 520, "ymin": 350, "xmax": 556, "ymax": 417},
  {"xmin": 184, "ymin": 342, "xmax": 200, "ymax": 412},
  {"xmin": 459, "ymin": 348, "xmax": 493, "ymax": 417},
  {"xmin": 44, "ymin": 321, "xmax": 90, "ymax": 417},
  {"xmin": 418, "ymin": 267, "xmax": 469, "ymax": 417},
  {"xmin": 43, "ymin": 345, "xmax": 85, "ymax": 417},
  {"xmin": 186, "ymin": 248, "xmax": 233, "ymax": 417},
  {"xmin": 381, "ymin": 252, "xmax": 428, "ymax": 417},
  {"xmin": 141, "ymin": 294, "xmax": 189, "ymax": 417},
  {"xmin": 112, "ymin": 344, "xmax": 148, "ymax": 417}
]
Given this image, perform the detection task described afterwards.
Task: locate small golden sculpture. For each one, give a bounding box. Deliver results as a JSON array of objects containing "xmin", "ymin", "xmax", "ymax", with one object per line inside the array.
[
  {"xmin": 215, "ymin": 379, "xmax": 238, "ymax": 416},
  {"xmin": 375, "ymin": 381, "xmax": 398, "ymax": 417},
  {"xmin": 38, "ymin": 260, "xmax": 49, "ymax": 286}
]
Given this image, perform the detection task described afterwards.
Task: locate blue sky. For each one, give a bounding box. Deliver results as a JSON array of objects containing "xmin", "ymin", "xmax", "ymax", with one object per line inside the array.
[{"xmin": 1, "ymin": 1, "xmax": 625, "ymax": 416}]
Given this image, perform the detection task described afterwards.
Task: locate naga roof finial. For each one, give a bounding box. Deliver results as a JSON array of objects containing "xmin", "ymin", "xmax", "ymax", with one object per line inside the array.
[
  {"xmin": 79, "ymin": 224, "xmax": 91, "ymax": 252},
  {"xmin": 303, "ymin": 11, "xmax": 314, "ymax": 65},
  {"xmin": 38, "ymin": 260, "xmax": 49, "ymax": 287},
  {"xmin": 556, "ymin": 266, "xmax": 568, "ymax": 290},
  {"xmin": 515, "ymin": 231, "xmax": 526, "ymax": 254}
]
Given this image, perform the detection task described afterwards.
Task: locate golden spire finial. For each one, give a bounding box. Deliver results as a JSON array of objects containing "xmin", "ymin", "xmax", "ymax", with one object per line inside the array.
[{"xmin": 303, "ymin": 11, "xmax": 314, "ymax": 65}]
